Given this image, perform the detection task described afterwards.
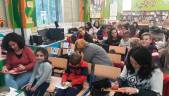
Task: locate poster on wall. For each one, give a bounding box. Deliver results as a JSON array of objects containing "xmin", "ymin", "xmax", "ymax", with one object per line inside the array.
[
  {"xmin": 132, "ymin": 0, "xmax": 169, "ymax": 11},
  {"xmin": 90, "ymin": 0, "xmax": 104, "ymax": 18},
  {"xmin": 24, "ymin": 0, "xmax": 37, "ymax": 28}
]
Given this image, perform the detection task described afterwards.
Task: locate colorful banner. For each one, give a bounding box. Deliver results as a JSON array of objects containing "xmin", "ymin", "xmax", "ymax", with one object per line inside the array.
[
  {"xmin": 21, "ymin": 0, "xmax": 37, "ymax": 28},
  {"xmin": 132, "ymin": 0, "xmax": 169, "ymax": 11},
  {"xmin": 5, "ymin": 0, "xmax": 21, "ymax": 28},
  {"xmin": 90, "ymin": 0, "xmax": 104, "ymax": 18},
  {"xmin": 5, "ymin": 0, "xmax": 36, "ymax": 28},
  {"xmin": 82, "ymin": 0, "xmax": 123, "ymax": 20},
  {"xmin": 90, "ymin": 0, "xmax": 111, "ymax": 19}
]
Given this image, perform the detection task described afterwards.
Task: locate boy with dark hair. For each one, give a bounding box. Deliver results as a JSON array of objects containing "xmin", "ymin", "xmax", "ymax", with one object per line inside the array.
[
  {"xmin": 141, "ymin": 32, "xmax": 160, "ymax": 67},
  {"xmin": 55, "ymin": 52, "xmax": 88, "ymax": 96},
  {"xmin": 141, "ymin": 32, "xmax": 158, "ymax": 53}
]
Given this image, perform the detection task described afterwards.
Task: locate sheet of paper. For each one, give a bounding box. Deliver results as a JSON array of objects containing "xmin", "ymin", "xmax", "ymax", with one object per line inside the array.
[
  {"xmin": 5, "ymin": 87, "xmax": 18, "ymax": 96},
  {"xmin": 55, "ymin": 80, "xmax": 68, "ymax": 89}
]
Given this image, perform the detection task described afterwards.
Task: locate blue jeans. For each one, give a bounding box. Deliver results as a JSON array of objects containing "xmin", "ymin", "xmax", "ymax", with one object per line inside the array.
[
  {"xmin": 25, "ymin": 79, "xmax": 49, "ymax": 96},
  {"xmin": 4, "ymin": 71, "xmax": 32, "ymax": 89}
]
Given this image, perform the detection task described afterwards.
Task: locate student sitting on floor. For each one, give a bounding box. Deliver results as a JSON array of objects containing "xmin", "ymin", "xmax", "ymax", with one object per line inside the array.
[
  {"xmin": 1, "ymin": 33, "xmax": 36, "ymax": 90},
  {"xmin": 25, "ymin": 47, "xmax": 52, "ymax": 96},
  {"xmin": 55, "ymin": 52, "xmax": 88, "ymax": 96}
]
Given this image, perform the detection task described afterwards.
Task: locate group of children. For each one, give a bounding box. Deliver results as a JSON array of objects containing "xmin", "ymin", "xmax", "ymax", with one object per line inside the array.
[
  {"xmin": 0, "ymin": 33, "xmax": 90, "ymax": 96},
  {"xmin": 24, "ymin": 47, "xmax": 88, "ymax": 96},
  {"xmin": 1, "ymin": 21, "xmax": 164, "ymax": 96},
  {"xmin": 68, "ymin": 21, "xmax": 160, "ymax": 55},
  {"xmin": 27, "ymin": 32, "xmax": 161, "ymax": 96}
]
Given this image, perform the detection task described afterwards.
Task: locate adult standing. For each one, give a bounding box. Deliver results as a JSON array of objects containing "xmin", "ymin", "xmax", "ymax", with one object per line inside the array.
[
  {"xmin": 1, "ymin": 33, "xmax": 36, "ymax": 89},
  {"xmin": 75, "ymin": 39, "xmax": 112, "ymax": 66}
]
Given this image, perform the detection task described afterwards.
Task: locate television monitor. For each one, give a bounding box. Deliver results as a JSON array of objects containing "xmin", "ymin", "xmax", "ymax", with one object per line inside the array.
[
  {"xmin": 30, "ymin": 35, "xmax": 43, "ymax": 45},
  {"xmin": 37, "ymin": 29, "xmax": 48, "ymax": 42},
  {"xmin": 46, "ymin": 28, "xmax": 64, "ymax": 42}
]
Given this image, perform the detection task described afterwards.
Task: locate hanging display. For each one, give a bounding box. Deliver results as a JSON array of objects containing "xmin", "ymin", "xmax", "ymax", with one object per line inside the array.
[{"xmin": 132, "ymin": 0, "xmax": 169, "ymax": 11}]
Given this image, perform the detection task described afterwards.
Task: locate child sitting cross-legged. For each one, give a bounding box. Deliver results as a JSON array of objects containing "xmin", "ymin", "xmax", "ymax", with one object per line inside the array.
[
  {"xmin": 25, "ymin": 47, "xmax": 52, "ymax": 96},
  {"xmin": 55, "ymin": 52, "xmax": 88, "ymax": 96}
]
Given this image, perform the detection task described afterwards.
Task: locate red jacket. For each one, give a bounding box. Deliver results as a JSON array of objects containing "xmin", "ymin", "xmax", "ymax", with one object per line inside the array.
[
  {"xmin": 163, "ymin": 73, "xmax": 169, "ymax": 96},
  {"xmin": 62, "ymin": 60, "xmax": 88, "ymax": 86},
  {"xmin": 5, "ymin": 47, "xmax": 36, "ymax": 72}
]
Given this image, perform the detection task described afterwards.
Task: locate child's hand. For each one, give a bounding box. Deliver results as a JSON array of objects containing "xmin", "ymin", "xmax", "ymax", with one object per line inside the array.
[
  {"xmin": 26, "ymin": 84, "xmax": 32, "ymax": 91},
  {"xmin": 62, "ymin": 82, "xmax": 66, "ymax": 86},
  {"xmin": 62, "ymin": 82, "xmax": 72, "ymax": 87},
  {"xmin": 65, "ymin": 82, "xmax": 72, "ymax": 87},
  {"xmin": 17, "ymin": 64, "xmax": 26, "ymax": 70},
  {"xmin": 1, "ymin": 66, "xmax": 9, "ymax": 73},
  {"xmin": 117, "ymin": 87, "xmax": 139, "ymax": 95},
  {"xmin": 111, "ymin": 81, "xmax": 119, "ymax": 90},
  {"xmin": 8, "ymin": 68, "xmax": 18, "ymax": 74},
  {"xmin": 30, "ymin": 86, "xmax": 36, "ymax": 92}
]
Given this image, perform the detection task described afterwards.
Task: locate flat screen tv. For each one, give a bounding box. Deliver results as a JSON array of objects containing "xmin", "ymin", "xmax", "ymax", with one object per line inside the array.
[{"xmin": 46, "ymin": 28, "xmax": 64, "ymax": 42}]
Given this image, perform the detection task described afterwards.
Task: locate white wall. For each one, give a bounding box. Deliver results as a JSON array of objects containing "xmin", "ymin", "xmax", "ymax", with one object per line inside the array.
[
  {"xmin": 63, "ymin": 0, "xmax": 80, "ymax": 22},
  {"xmin": 122, "ymin": 0, "xmax": 131, "ymax": 11}
]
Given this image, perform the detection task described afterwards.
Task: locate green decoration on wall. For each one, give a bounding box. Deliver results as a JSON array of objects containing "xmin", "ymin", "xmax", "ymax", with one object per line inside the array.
[
  {"xmin": 6, "ymin": 0, "xmax": 22, "ymax": 28},
  {"xmin": 25, "ymin": 0, "xmax": 37, "ymax": 28},
  {"xmin": 84, "ymin": 0, "xmax": 90, "ymax": 22},
  {"xmin": 132, "ymin": 0, "xmax": 169, "ymax": 11}
]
